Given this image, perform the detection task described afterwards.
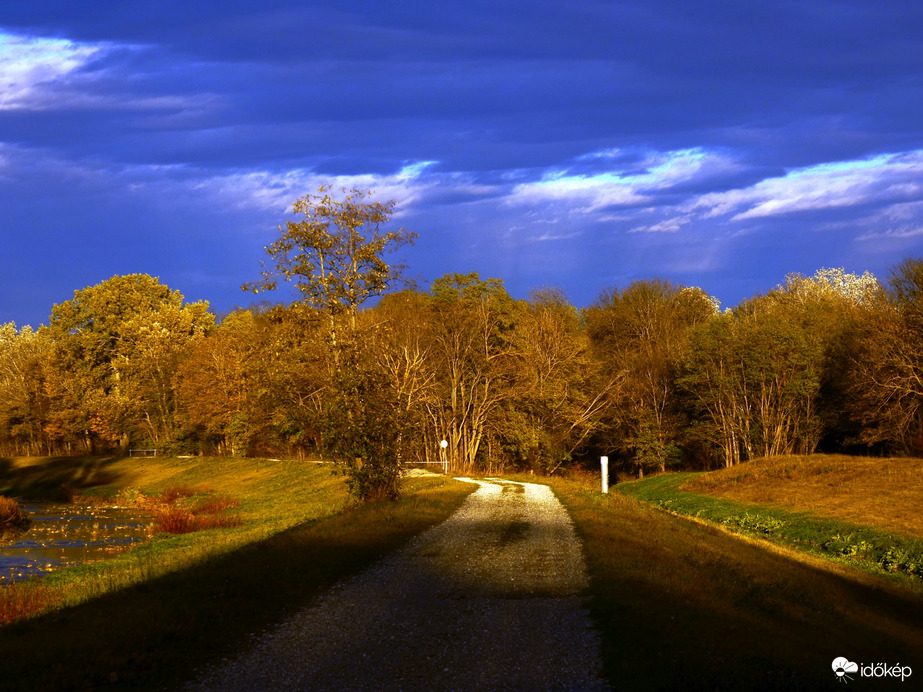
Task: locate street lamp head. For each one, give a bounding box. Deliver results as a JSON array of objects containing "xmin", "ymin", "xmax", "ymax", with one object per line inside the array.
[{"xmin": 440, "ymin": 439, "xmax": 448, "ymax": 449}]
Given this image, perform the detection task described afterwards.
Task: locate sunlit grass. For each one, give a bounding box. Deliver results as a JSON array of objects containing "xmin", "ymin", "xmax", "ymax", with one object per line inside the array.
[
  {"xmin": 682, "ymin": 454, "xmax": 923, "ymax": 537},
  {"xmin": 0, "ymin": 458, "xmax": 475, "ymax": 690},
  {"xmin": 538, "ymin": 472, "xmax": 923, "ymax": 691}
]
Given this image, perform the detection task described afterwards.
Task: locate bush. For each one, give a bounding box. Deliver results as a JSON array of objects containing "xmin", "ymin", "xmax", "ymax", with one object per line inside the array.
[
  {"xmin": 154, "ymin": 492, "xmax": 244, "ymax": 534},
  {"xmin": 0, "ymin": 496, "xmax": 26, "ymax": 529},
  {"xmin": 155, "ymin": 507, "xmax": 198, "ymax": 534}
]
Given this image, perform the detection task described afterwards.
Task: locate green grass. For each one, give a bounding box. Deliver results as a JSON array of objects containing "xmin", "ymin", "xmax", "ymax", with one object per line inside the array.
[
  {"xmin": 0, "ymin": 457, "xmax": 475, "ymax": 690},
  {"xmin": 539, "ymin": 473, "xmax": 923, "ymax": 691},
  {"xmin": 616, "ymin": 472, "xmax": 923, "ymax": 590}
]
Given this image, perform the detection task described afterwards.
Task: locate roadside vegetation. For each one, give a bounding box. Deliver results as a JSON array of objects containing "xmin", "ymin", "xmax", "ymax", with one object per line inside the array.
[
  {"xmin": 5, "ymin": 186, "xmax": 923, "ymax": 502},
  {"xmin": 543, "ymin": 468, "xmax": 923, "ymax": 690},
  {"xmin": 0, "ymin": 456, "xmax": 474, "ymax": 690},
  {"xmin": 616, "ymin": 455, "xmax": 923, "ymax": 590}
]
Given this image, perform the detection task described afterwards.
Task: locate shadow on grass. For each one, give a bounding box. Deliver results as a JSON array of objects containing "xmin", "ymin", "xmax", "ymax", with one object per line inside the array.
[
  {"xmin": 0, "ymin": 457, "xmax": 127, "ymax": 500},
  {"xmin": 0, "ymin": 484, "xmax": 473, "ymax": 691},
  {"xmin": 547, "ymin": 477, "xmax": 923, "ymax": 692}
]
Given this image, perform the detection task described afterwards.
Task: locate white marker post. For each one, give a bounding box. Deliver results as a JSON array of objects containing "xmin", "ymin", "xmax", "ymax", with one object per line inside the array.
[{"xmin": 601, "ymin": 456, "xmax": 609, "ymax": 494}]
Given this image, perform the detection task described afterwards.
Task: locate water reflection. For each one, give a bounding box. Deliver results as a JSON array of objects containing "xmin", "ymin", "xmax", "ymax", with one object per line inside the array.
[{"xmin": 0, "ymin": 502, "xmax": 155, "ymax": 583}]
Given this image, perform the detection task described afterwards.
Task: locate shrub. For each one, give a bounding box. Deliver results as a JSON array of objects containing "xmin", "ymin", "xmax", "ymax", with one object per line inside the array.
[
  {"xmin": 722, "ymin": 512, "xmax": 785, "ymax": 535},
  {"xmin": 115, "ymin": 487, "xmax": 145, "ymax": 507},
  {"xmin": 154, "ymin": 507, "xmax": 198, "ymax": 534},
  {"xmin": 160, "ymin": 484, "xmax": 200, "ymax": 504},
  {"xmin": 154, "ymin": 493, "xmax": 244, "ymax": 534},
  {"xmin": 822, "ymin": 533, "xmax": 874, "ymax": 558},
  {"xmin": 0, "ymin": 496, "xmax": 26, "ymax": 529}
]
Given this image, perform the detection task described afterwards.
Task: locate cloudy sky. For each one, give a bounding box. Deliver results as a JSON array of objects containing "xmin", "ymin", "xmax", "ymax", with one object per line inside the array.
[{"xmin": 3, "ymin": 1, "xmax": 923, "ymax": 327}]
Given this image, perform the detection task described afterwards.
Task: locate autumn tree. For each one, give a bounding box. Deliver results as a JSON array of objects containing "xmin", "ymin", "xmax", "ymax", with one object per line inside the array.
[
  {"xmin": 848, "ymin": 258, "xmax": 923, "ymax": 452},
  {"xmin": 243, "ymin": 185, "xmax": 417, "ymax": 334},
  {"xmin": 175, "ymin": 305, "xmax": 328, "ymax": 457},
  {"xmin": 774, "ymin": 267, "xmax": 881, "ymax": 450},
  {"xmin": 500, "ymin": 288, "xmax": 615, "ymax": 473},
  {"xmin": 243, "ymin": 186, "xmax": 417, "ymax": 500},
  {"xmin": 44, "ymin": 274, "xmax": 213, "ymax": 452},
  {"xmin": 0, "ymin": 323, "xmax": 53, "ymax": 455},
  {"xmin": 681, "ymin": 303, "xmax": 827, "ymax": 466},
  {"xmin": 363, "ymin": 290, "xmax": 437, "ymax": 465},
  {"xmin": 424, "ymin": 273, "xmax": 518, "ymax": 474},
  {"xmin": 586, "ymin": 280, "xmax": 716, "ymax": 475}
]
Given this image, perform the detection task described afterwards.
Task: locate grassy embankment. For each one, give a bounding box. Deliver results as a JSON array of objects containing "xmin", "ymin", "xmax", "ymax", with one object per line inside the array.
[
  {"xmin": 537, "ymin": 455, "xmax": 923, "ymax": 691},
  {"xmin": 0, "ymin": 456, "xmax": 475, "ymax": 691}
]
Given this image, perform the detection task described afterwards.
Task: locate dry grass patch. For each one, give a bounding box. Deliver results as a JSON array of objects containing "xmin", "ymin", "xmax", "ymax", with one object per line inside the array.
[
  {"xmin": 683, "ymin": 455, "xmax": 923, "ymax": 537},
  {"xmin": 0, "ymin": 581, "xmax": 57, "ymax": 626}
]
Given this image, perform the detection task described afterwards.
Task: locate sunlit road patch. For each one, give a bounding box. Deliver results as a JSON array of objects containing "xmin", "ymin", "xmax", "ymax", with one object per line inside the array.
[{"xmin": 188, "ymin": 478, "xmax": 608, "ymax": 691}]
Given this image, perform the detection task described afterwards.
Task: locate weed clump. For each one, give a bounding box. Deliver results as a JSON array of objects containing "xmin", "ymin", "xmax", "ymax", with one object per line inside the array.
[
  {"xmin": 190, "ymin": 495, "xmax": 240, "ymax": 514},
  {"xmin": 154, "ymin": 490, "xmax": 243, "ymax": 535},
  {"xmin": 160, "ymin": 484, "xmax": 201, "ymax": 504},
  {"xmin": 0, "ymin": 581, "xmax": 57, "ymax": 625},
  {"xmin": 0, "ymin": 496, "xmax": 28, "ymax": 531},
  {"xmin": 155, "ymin": 507, "xmax": 199, "ymax": 534}
]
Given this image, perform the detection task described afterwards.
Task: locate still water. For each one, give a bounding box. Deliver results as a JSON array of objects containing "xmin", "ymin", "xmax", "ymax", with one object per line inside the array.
[{"xmin": 0, "ymin": 502, "xmax": 155, "ymax": 583}]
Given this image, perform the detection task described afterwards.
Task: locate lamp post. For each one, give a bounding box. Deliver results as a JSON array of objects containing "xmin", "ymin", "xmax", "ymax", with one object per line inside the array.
[{"xmin": 440, "ymin": 439, "xmax": 448, "ymax": 475}]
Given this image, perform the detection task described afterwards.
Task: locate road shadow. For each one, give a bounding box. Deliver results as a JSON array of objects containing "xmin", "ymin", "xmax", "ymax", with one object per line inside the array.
[{"xmin": 0, "ymin": 485, "xmax": 471, "ymax": 691}]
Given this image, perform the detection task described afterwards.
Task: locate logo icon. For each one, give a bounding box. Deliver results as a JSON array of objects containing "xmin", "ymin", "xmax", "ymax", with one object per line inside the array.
[{"xmin": 833, "ymin": 657, "xmax": 859, "ymax": 683}]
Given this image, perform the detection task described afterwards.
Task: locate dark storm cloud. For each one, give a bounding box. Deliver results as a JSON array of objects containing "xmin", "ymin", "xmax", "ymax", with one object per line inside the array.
[{"xmin": 2, "ymin": 0, "xmax": 923, "ymax": 327}]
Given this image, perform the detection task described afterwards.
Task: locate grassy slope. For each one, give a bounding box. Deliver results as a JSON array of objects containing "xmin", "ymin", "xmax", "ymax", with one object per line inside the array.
[
  {"xmin": 0, "ymin": 457, "xmax": 475, "ymax": 691},
  {"xmin": 617, "ymin": 456, "xmax": 923, "ymax": 591},
  {"xmin": 683, "ymin": 454, "xmax": 923, "ymax": 537},
  {"xmin": 542, "ymin": 472, "xmax": 923, "ymax": 691}
]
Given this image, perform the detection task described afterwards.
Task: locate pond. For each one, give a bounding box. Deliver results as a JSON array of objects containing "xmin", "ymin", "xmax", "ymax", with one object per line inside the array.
[{"xmin": 0, "ymin": 501, "xmax": 155, "ymax": 583}]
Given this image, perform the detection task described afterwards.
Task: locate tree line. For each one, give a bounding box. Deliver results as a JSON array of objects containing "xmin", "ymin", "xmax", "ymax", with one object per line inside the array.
[{"xmin": 3, "ymin": 187, "xmax": 923, "ymax": 498}]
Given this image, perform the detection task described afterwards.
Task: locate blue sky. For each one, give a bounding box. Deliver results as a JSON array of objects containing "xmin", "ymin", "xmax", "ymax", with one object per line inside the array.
[{"xmin": 3, "ymin": 1, "xmax": 923, "ymax": 327}]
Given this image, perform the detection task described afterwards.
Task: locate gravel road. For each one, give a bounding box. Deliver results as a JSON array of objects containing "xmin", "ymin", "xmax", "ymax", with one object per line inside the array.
[{"xmin": 186, "ymin": 478, "xmax": 609, "ymax": 691}]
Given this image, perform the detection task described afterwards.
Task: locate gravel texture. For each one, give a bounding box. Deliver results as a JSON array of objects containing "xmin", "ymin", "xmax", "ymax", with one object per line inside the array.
[{"xmin": 185, "ymin": 478, "xmax": 609, "ymax": 691}]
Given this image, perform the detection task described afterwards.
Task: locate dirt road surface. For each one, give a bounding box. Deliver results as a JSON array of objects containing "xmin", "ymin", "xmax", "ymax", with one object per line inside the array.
[{"xmin": 186, "ymin": 478, "xmax": 609, "ymax": 691}]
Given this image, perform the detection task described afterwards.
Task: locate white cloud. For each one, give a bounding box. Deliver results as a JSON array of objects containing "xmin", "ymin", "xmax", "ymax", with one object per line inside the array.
[
  {"xmin": 0, "ymin": 30, "xmax": 219, "ymax": 113},
  {"xmin": 629, "ymin": 217, "xmax": 688, "ymax": 233},
  {"xmin": 689, "ymin": 151, "xmax": 923, "ymax": 221},
  {"xmin": 192, "ymin": 161, "xmax": 449, "ymax": 218},
  {"xmin": 507, "ymin": 147, "xmax": 738, "ymax": 213},
  {"xmin": 854, "ymin": 200, "xmax": 923, "ymax": 241},
  {"xmin": 508, "ymin": 172, "xmax": 650, "ymax": 211},
  {"xmin": 0, "ymin": 32, "xmax": 102, "ymax": 110}
]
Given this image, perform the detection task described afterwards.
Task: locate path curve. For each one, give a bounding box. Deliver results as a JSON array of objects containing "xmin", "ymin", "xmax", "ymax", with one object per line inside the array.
[{"xmin": 186, "ymin": 478, "xmax": 609, "ymax": 691}]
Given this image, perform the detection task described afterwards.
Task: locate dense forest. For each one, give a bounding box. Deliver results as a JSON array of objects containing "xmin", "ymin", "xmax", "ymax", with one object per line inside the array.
[{"xmin": 3, "ymin": 188, "xmax": 923, "ymax": 493}]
